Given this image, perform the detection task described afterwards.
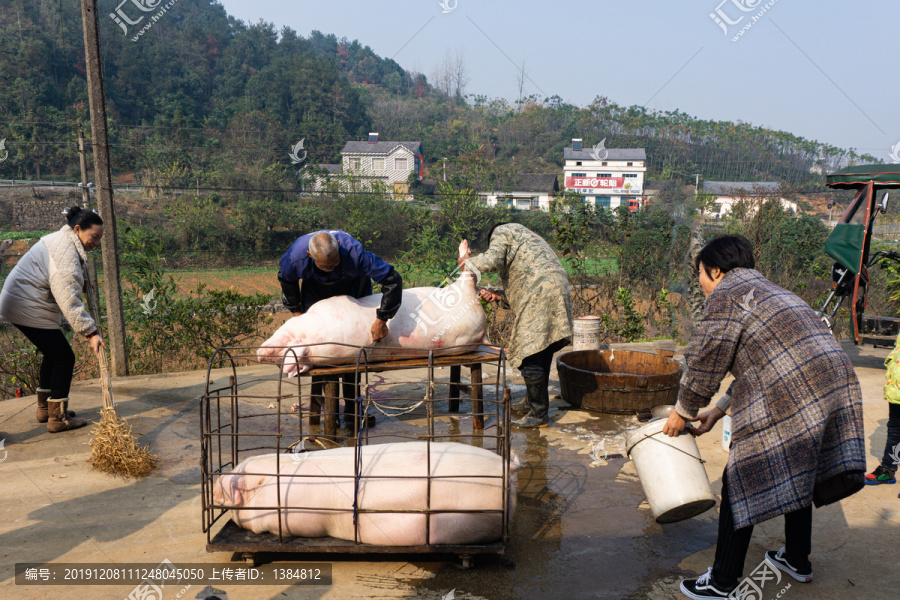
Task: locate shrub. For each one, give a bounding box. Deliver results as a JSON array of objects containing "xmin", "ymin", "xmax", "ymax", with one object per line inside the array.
[{"xmin": 121, "ymin": 227, "xmax": 274, "ymax": 374}]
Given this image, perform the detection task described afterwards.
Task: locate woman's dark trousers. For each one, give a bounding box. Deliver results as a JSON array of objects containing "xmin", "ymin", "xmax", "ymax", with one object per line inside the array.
[
  {"xmin": 712, "ymin": 470, "xmax": 813, "ymax": 590},
  {"xmin": 15, "ymin": 324, "xmax": 75, "ymax": 399}
]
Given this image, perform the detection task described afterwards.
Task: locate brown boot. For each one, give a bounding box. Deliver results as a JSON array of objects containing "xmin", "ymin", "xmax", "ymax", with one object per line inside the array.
[
  {"xmin": 35, "ymin": 388, "xmax": 51, "ymax": 423},
  {"xmin": 62, "ymin": 399, "xmax": 78, "ymax": 421},
  {"xmin": 35, "ymin": 389, "xmax": 77, "ymax": 423},
  {"xmin": 47, "ymin": 399, "xmax": 87, "ymax": 433}
]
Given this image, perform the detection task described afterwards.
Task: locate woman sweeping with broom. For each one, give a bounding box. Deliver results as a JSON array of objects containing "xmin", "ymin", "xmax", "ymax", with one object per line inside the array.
[{"xmin": 0, "ymin": 207, "xmax": 105, "ymax": 433}]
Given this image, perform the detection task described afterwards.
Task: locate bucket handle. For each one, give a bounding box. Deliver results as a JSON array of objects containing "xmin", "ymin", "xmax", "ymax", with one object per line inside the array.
[{"xmin": 635, "ymin": 432, "xmax": 706, "ymax": 464}]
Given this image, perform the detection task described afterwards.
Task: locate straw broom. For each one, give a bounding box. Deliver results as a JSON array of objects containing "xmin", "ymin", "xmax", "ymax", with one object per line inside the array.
[{"xmin": 83, "ymin": 273, "xmax": 157, "ymax": 478}]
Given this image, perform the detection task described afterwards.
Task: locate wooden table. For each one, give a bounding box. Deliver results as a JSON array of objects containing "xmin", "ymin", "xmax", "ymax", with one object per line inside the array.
[{"xmin": 303, "ymin": 345, "xmax": 504, "ymax": 437}]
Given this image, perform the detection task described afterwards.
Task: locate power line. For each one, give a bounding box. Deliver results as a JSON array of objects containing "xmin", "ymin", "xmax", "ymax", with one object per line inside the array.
[
  {"xmin": 0, "ymin": 182, "xmax": 547, "ymax": 198},
  {"xmin": 0, "ymin": 120, "xmax": 312, "ymax": 135}
]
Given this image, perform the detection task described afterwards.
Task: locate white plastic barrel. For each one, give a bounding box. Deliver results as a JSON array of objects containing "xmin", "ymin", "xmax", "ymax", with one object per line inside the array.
[
  {"xmin": 573, "ymin": 316, "xmax": 602, "ymax": 350},
  {"xmin": 625, "ymin": 418, "xmax": 717, "ymax": 523}
]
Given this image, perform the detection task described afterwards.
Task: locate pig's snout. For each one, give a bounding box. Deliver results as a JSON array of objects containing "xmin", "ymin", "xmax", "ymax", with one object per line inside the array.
[{"xmin": 257, "ymin": 343, "xmax": 281, "ymax": 362}]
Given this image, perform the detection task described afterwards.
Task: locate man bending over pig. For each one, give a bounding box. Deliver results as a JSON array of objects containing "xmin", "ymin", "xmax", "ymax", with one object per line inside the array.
[
  {"xmin": 460, "ymin": 223, "xmax": 573, "ymax": 428},
  {"xmin": 278, "ymin": 230, "xmax": 403, "ymax": 428}
]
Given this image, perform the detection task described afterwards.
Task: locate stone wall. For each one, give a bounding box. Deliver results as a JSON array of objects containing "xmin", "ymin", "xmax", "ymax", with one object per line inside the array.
[{"xmin": 0, "ymin": 189, "xmax": 83, "ymax": 231}]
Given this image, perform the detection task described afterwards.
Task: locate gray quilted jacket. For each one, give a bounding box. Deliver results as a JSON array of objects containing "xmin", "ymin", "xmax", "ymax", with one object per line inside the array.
[{"xmin": 0, "ymin": 225, "xmax": 97, "ymax": 335}]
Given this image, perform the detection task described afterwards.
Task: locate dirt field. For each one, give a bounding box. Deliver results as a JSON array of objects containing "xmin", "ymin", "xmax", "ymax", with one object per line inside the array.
[
  {"xmin": 167, "ymin": 266, "xmax": 280, "ymax": 297},
  {"xmin": 165, "ymin": 265, "xmax": 502, "ymax": 297}
]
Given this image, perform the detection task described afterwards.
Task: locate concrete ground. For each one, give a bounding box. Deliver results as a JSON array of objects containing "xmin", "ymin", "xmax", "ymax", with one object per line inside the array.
[{"xmin": 0, "ymin": 340, "xmax": 897, "ymax": 600}]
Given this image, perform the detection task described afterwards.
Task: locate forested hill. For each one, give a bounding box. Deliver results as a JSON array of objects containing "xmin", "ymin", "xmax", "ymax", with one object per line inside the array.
[{"xmin": 0, "ymin": 0, "xmax": 880, "ymax": 188}]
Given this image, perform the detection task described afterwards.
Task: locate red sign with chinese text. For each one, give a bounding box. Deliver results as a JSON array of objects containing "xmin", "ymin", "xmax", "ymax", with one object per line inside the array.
[{"xmin": 565, "ymin": 177, "xmax": 624, "ymax": 189}]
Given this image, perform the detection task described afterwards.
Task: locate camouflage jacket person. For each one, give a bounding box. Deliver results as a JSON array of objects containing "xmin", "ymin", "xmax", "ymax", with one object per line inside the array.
[
  {"xmin": 467, "ymin": 224, "xmax": 573, "ymax": 369},
  {"xmin": 688, "ymin": 223, "xmax": 705, "ymax": 329}
]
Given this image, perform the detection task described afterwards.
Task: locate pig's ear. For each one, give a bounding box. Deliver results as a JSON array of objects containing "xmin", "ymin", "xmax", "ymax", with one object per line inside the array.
[
  {"xmin": 229, "ymin": 476, "xmax": 244, "ymax": 506},
  {"xmin": 293, "ymin": 346, "xmax": 311, "ymax": 375}
]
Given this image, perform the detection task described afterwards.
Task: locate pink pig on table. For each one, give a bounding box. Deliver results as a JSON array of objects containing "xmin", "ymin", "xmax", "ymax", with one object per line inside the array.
[{"xmin": 259, "ymin": 240, "xmax": 486, "ymax": 375}]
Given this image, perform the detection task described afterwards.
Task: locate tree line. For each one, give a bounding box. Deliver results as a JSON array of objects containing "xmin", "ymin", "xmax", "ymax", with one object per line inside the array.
[{"xmin": 0, "ymin": 0, "xmax": 881, "ymax": 191}]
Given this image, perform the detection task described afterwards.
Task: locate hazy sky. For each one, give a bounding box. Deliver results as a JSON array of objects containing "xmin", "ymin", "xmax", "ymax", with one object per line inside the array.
[{"xmin": 216, "ymin": 0, "xmax": 900, "ymax": 161}]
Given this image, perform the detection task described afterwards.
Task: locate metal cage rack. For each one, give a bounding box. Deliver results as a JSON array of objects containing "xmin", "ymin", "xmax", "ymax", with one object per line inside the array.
[{"xmin": 200, "ymin": 343, "xmax": 510, "ymax": 568}]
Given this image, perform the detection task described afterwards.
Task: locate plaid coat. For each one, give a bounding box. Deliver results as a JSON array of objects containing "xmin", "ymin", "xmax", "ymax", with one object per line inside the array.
[{"xmin": 675, "ymin": 269, "xmax": 866, "ymax": 529}]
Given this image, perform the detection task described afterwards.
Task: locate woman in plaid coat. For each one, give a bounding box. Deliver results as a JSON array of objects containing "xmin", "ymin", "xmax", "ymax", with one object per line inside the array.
[{"xmin": 662, "ymin": 235, "xmax": 866, "ymax": 600}]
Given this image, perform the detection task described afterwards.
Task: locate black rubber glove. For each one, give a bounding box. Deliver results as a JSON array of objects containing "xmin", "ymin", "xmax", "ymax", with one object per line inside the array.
[
  {"xmin": 375, "ymin": 268, "xmax": 403, "ymax": 321},
  {"xmin": 278, "ymin": 269, "xmax": 303, "ymax": 314}
]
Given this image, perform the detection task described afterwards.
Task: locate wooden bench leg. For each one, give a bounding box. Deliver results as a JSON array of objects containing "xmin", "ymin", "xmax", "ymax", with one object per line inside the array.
[
  {"xmin": 448, "ymin": 365, "xmax": 461, "ymax": 413},
  {"xmin": 341, "ymin": 372, "xmax": 360, "ymax": 432},
  {"xmin": 309, "ymin": 377, "xmax": 323, "ymax": 426},
  {"xmin": 470, "ymin": 363, "xmax": 483, "ymax": 430},
  {"xmin": 324, "ymin": 379, "xmax": 339, "ymax": 438}
]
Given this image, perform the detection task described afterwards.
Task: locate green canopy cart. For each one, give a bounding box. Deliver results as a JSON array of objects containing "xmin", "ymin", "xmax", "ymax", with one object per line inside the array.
[{"xmin": 820, "ymin": 165, "xmax": 900, "ymax": 345}]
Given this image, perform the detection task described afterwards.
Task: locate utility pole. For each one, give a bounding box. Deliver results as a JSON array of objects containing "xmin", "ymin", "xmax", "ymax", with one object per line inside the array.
[
  {"xmin": 77, "ymin": 122, "xmax": 101, "ymax": 314},
  {"xmin": 693, "ymin": 173, "xmax": 701, "ymax": 195},
  {"xmin": 442, "ymin": 158, "xmax": 447, "ymax": 182},
  {"xmin": 80, "ymin": 0, "xmax": 128, "ymax": 376}
]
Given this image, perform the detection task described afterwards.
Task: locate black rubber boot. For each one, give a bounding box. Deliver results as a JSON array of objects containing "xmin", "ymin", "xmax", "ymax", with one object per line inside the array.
[
  {"xmin": 510, "ymin": 397, "xmax": 530, "ymax": 412},
  {"xmin": 503, "ymin": 386, "xmax": 531, "ymax": 412},
  {"xmin": 509, "ymin": 383, "xmax": 529, "ymax": 412},
  {"xmin": 512, "ymin": 375, "xmax": 550, "ymax": 428},
  {"xmin": 342, "ymin": 399, "xmax": 376, "ymax": 430},
  {"xmin": 505, "ymin": 385, "xmax": 530, "ymax": 411}
]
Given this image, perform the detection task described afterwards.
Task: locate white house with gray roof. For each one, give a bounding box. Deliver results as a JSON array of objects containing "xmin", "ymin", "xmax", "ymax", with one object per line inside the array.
[
  {"xmin": 480, "ymin": 174, "xmax": 560, "ymax": 212},
  {"xmin": 341, "ymin": 134, "xmax": 423, "ymax": 195},
  {"xmin": 303, "ymin": 134, "xmax": 423, "ymax": 198},
  {"xmin": 563, "ymin": 139, "xmax": 646, "ymax": 212},
  {"xmin": 701, "ymin": 181, "xmax": 798, "ymax": 217}
]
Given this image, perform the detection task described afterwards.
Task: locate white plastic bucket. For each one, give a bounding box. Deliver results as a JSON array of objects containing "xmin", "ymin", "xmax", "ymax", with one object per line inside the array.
[
  {"xmin": 721, "ymin": 415, "xmax": 732, "ymax": 452},
  {"xmin": 625, "ymin": 418, "xmax": 717, "ymax": 523},
  {"xmin": 573, "ymin": 316, "xmax": 602, "ymax": 350}
]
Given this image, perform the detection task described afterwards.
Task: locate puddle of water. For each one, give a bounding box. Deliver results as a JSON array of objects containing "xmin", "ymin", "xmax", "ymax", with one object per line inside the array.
[
  {"xmin": 540, "ymin": 409, "xmax": 643, "ymax": 467},
  {"xmin": 400, "ymin": 408, "xmax": 718, "ymax": 599}
]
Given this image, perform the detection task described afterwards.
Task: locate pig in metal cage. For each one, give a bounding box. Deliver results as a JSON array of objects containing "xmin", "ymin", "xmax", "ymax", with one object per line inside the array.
[{"xmin": 200, "ymin": 343, "xmax": 511, "ymax": 568}]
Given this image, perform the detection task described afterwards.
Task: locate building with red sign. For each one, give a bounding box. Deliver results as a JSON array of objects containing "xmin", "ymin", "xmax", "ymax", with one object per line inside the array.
[{"xmin": 563, "ymin": 139, "xmax": 646, "ymax": 212}]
